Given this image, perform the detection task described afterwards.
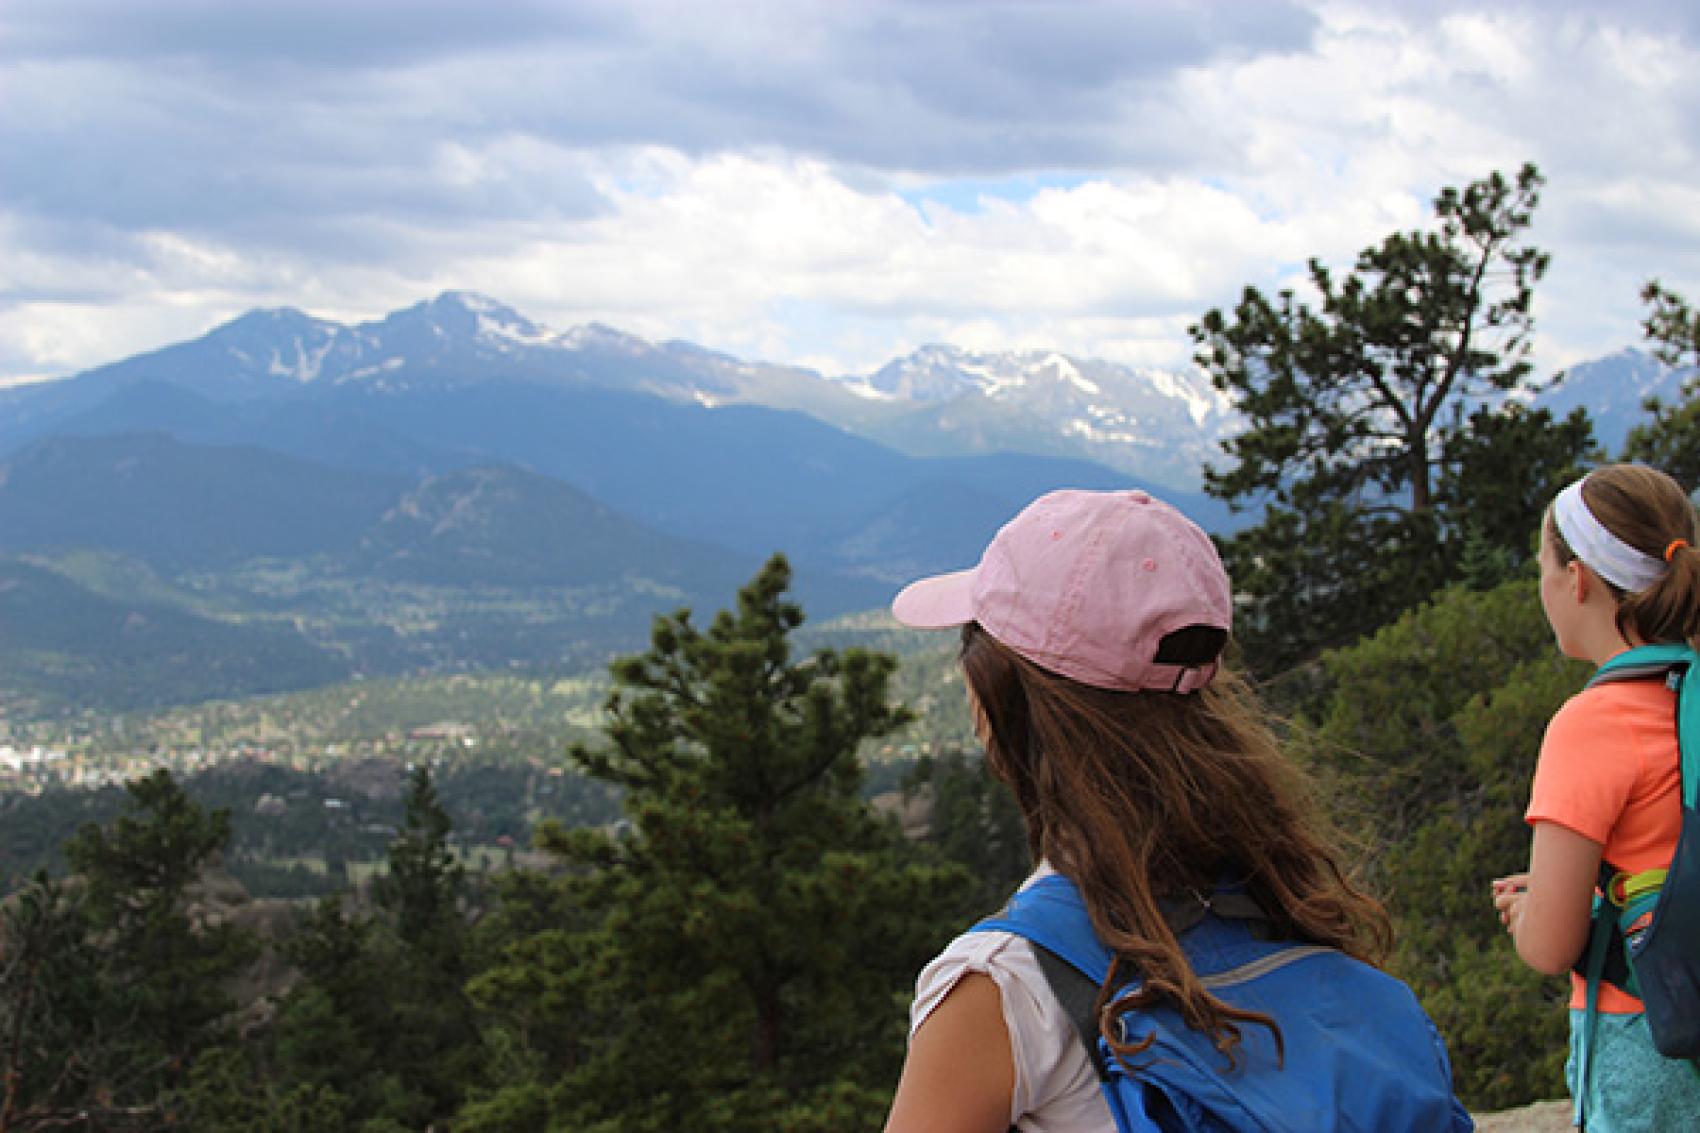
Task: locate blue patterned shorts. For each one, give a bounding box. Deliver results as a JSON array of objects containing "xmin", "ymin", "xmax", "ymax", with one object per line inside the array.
[{"xmin": 1567, "ymin": 1010, "xmax": 1700, "ymax": 1131}]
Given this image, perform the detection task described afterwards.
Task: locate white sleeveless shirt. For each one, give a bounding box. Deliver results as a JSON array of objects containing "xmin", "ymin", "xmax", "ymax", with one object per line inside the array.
[{"xmin": 908, "ymin": 867, "xmax": 1117, "ymax": 1132}]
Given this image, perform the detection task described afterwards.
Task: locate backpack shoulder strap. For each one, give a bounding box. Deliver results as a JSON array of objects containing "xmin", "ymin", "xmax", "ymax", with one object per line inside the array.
[
  {"xmin": 1589, "ymin": 641, "xmax": 1694, "ymax": 678},
  {"xmin": 974, "ymin": 873, "xmax": 1272, "ymax": 982},
  {"xmin": 973, "ymin": 874, "xmax": 1278, "ymax": 1073},
  {"xmin": 976, "ymin": 872, "xmax": 1113, "ymax": 984},
  {"xmin": 1587, "ymin": 643, "xmax": 1698, "ymax": 809},
  {"xmin": 974, "ymin": 874, "xmax": 1192, "ymax": 1131},
  {"xmin": 1030, "ymin": 939, "xmax": 1115, "ymax": 1083}
]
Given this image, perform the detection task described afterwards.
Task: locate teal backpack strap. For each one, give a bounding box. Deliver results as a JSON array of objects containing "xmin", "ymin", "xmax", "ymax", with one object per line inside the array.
[
  {"xmin": 1576, "ymin": 888, "xmax": 1618, "ymax": 1129},
  {"xmin": 1669, "ymin": 647, "xmax": 1700, "ymax": 809}
]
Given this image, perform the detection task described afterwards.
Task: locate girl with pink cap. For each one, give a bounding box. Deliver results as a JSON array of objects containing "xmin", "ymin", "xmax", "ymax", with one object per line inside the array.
[{"xmin": 882, "ymin": 489, "xmax": 1469, "ymax": 1133}]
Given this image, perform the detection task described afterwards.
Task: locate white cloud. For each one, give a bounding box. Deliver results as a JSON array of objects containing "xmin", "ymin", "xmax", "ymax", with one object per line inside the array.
[{"xmin": 2, "ymin": 1, "xmax": 1700, "ymax": 384}]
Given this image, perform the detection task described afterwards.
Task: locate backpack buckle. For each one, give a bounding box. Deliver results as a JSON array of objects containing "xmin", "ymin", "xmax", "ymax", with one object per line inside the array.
[{"xmin": 1606, "ymin": 868, "xmax": 1667, "ymax": 908}]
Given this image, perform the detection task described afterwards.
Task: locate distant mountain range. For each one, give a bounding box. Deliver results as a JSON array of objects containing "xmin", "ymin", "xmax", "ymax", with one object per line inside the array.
[
  {"xmin": 0, "ymin": 291, "xmax": 1233, "ymax": 488},
  {"xmin": 0, "ymin": 292, "xmax": 1683, "ymax": 713},
  {"xmin": 1525, "ymin": 348, "xmax": 1681, "ymax": 453}
]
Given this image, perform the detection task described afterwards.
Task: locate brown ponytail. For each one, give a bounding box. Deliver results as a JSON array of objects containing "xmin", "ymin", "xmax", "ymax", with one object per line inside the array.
[{"xmin": 1547, "ymin": 464, "xmax": 1700, "ymax": 649}]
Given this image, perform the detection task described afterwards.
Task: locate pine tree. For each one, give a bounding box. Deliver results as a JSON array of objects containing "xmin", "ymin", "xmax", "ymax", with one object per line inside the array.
[
  {"xmin": 269, "ymin": 897, "xmax": 385, "ymax": 1121},
  {"xmin": 1624, "ymin": 279, "xmax": 1700, "ymax": 487},
  {"xmin": 1291, "ymin": 581, "xmax": 1581, "ymax": 1107},
  {"xmin": 0, "ymin": 771, "xmax": 258, "ymax": 1130},
  {"xmin": 271, "ymin": 767, "xmax": 485, "ymax": 1129},
  {"xmin": 0, "ymin": 874, "xmax": 103, "ymax": 1132},
  {"xmin": 466, "ymin": 555, "xmax": 967, "ymax": 1133},
  {"xmin": 376, "ymin": 766, "xmax": 483, "ymax": 1117},
  {"xmin": 1190, "ymin": 164, "xmax": 1593, "ymax": 671},
  {"xmin": 901, "ymin": 748, "xmax": 1029, "ymax": 912},
  {"xmin": 1436, "ymin": 401, "xmax": 1597, "ymax": 586}
]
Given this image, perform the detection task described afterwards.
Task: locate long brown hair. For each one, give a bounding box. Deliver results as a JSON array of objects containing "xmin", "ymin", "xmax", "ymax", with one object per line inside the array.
[
  {"xmin": 1545, "ymin": 463, "xmax": 1700, "ymax": 649},
  {"xmin": 960, "ymin": 622, "xmax": 1392, "ymax": 1064}
]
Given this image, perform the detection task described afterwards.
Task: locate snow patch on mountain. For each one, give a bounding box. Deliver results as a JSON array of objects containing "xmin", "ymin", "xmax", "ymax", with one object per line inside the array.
[
  {"xmin": 841, "ymin": 381, "xmax": 896, "ymax": 402},
  {"xmin": 265, "ymin": 336, "xmax": 339, "ymax": 382},
  {"xmin": 473, "ymin": 311, "xmax": 554, "ymax": 350},
  {"xmin": 828, "ymin": 343, "xmax": 1238, "ymax": 488},
  {"xmin": 347, "ymin": 357, "xmax": 405, "ymax": 381},
  {"xmin": 1043, "ymin": 353, "xmax": 1100, "ymax": 396},
  {"xmin": 1147, "ymin": 367, "xmax": 1220, "ymax": 426},
  {"xmin": 560, "ymin": 322, "xmax": 649, "ymax": 355}
]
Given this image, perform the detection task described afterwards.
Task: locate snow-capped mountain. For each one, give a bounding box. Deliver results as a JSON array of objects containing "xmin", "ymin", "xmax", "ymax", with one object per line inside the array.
[
  {"xmin": 1527, "ymin": 348, "xmax": 1690, "ymax": 452},
  {"xmin": 87, "ymin": 291, "xmax": 746, "ymax": 399},
  {"xmin": 14, "ymin": 290, "xmax": 1693, "ymax": 495},
  {"xmin": 834, "ymin": 344, "xmax": 1236, "ymax": 489},
  {"xmin": 17, "ymin": 292, "xmax": 1237, "ymax": 491}
]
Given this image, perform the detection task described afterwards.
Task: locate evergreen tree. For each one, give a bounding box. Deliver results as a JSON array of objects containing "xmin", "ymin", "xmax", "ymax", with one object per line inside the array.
[
  {"xmin": 376, "ymin": 766, "xmax": 483, "ymax": 1118},
  {"xmin": 466, "ymin": 555, "xmax": 967, "ymax": 1132},
  {"xmin": 382, "ymin": 766, "xmax": 468, "ymax": 959},
  {"xmin": 1409, "ymin": 651, "xmax": 1579, "ymax": 1108},
  {"xmin": 901, "ymin": 747, "xmax": 1029, "ymax": 913},
  {"xmin": 172, "ymin": 1046, "xmax": 351, "ymax": 1133},
  {"xmin": 0, "ymin": 875, "xmax": 104, "ymax": 1132},
  {"xmin": 1624, "ymin": 279, "xmax": 1700, "ymax": 487},
  {"xmin": 0, "ymin": 771, "xmax": 257, "ymax": 1130},
  {"xmin": 1292, "ymin": 581, "xmax": 1581, "ymax": 1107},
  {"xmin": 1191, "ymin": 164, "xmax": 1578, "ymax": 671},
  {"xmin": 270, "ymin": 768, "xmax": 485, "ymax": 1129},
  {"xmin": 269, "ymin": 897, "xmax": 388, "ymax": 1123},
  {"xmin": 1435, "ymin": 401, "xmax": 1597, "ymax": 587}
]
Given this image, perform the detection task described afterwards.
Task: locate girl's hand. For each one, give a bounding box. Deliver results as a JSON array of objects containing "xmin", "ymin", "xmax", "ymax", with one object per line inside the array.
[
  {"xmin": 1501, "ymin": 825, "xmax": 1603, "ymax": 976},
  {"xmin": 1491, "ymin": 873, "xmax": 1529, "ymax": 932}
]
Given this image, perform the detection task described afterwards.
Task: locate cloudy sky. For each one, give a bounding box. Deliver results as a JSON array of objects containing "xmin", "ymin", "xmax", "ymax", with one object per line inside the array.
[{"xmin": 4, "ymin": 0, "xmax": 1699, "ymax": 387}]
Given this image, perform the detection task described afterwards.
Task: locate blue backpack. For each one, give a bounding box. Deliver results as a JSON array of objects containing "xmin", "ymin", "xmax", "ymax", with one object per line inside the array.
[
  {"xmin": 975, "ymin": 872, "xmax": 1472, "ymax": 1132},
  {"xmin": 1575, "ymin": 643, "xmax": 1700, "ymax": 1120}
]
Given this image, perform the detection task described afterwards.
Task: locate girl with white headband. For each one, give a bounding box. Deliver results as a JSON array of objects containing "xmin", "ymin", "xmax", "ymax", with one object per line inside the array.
[{"xmin": 1492, "ymin": 463, "xmax": 1700, "ymax": 1131}]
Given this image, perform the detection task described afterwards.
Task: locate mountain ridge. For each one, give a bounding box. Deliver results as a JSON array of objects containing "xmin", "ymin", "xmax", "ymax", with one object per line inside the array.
[
  {"xmin": 10, "ymin": 291, "xmax": 1682, "ymax": 493},
  {"xmin": 3, "ymin": 291, "xmax": 1236, "ymax": 489}
]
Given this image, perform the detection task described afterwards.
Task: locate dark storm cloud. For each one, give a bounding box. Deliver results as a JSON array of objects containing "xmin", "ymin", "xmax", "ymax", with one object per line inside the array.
[
  {"xmin": 0, "ymin": 0, "xmax": 622, "ymax": 70},
  {"xmin": 0, "ymin": 0, "xmax": 1323, "ymax": 268},
  {"xmin": 564, "ymin": 0, "xmax": 1321, "ymax": 171}
]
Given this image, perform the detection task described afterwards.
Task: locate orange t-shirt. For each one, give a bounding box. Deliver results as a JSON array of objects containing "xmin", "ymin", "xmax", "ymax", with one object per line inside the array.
[{"xmin": 1525, "ymin": 678, "xmax": 1683, "ymax": 1013}]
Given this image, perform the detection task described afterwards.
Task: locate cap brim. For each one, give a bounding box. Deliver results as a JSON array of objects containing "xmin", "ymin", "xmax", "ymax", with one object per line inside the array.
[{"xmin": 891, "ymin": 568, "xmax": 977, "ymax": 629}]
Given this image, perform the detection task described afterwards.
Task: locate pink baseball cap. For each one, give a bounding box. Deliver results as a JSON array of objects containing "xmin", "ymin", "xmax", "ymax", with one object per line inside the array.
[{"xmin": 891, "ymin": 489, "xmax": 1232, "ymax": 693}]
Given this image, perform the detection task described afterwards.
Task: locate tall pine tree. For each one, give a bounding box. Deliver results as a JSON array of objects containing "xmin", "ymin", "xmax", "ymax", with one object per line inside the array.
[
  {"xmin": 1191, "ymin": 163, "xmax": 1594, "ymax": 672},
  {"xmin": 268, "ymin": 766, "xmax": 485, "ymax": 1130},
  {"xmin": 465, "ymin": 555, "xmax": 967, "ymax": 1133}
]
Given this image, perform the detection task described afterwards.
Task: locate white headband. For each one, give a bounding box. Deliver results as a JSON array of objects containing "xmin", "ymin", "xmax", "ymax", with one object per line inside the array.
[{"xmin": 1552, "ymin": 480, "xmax": 1667, "ymax": 592}]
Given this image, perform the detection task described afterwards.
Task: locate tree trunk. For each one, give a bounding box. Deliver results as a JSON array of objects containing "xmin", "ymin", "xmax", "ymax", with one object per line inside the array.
[{"xmin": 1410, "ymin": 434, "xmax": 1431, "ymax": 514}]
